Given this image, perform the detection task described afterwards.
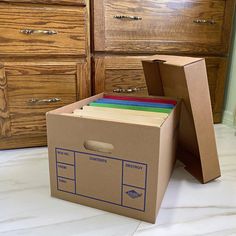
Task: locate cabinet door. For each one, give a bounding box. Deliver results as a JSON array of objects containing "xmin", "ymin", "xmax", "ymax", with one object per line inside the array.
[
  {"xmin": 93, "ymin": 56, "xmax": 227, "ymax": 123},
  {"xmin": 0, "ymin": 61, "xmax": 90, "ymax": 149},
  {"xmin": 94, "ymin": 0, "xmax": 235, "ymax": 55}
]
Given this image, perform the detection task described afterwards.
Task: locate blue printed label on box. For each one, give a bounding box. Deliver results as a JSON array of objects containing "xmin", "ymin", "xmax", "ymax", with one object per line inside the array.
[{"xmin": 55, "ymin": 148, "xmax": 147, "ymax": 212}]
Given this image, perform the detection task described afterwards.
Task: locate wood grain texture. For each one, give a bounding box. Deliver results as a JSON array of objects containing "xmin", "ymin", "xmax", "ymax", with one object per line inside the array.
[
  {"xmin": 93, "ymin": 0, "xmax": 105, "ymax": 51},
  {"xmin": 94, "ymin": 57, "xmax": 105, "ymax": 94},
  {"xmin": 222, "ymin": 0, "xmax": 236, "ymax": 53},
  {"xmin": 92, "ymin": 0, "xmax": 235, "ymax": 123},
  {"xmin": 0, "ymin": 134, "xmax": 47, "ymax": 149},
  {"xmin": 0, "ymin": 60, "xmax": 91, "ymax": 149},
  {"xmin": 0, "ymin": 65, "xmax": 11, "ymax": 138},
  {"xmin": 7, "ymin": 70, "xmax": 77, "ymax": 137},
  {"xmin": 0, "ymin": 0, "xmax": 86, "ymax": 5},
  {"xmin": 85, "ymin": 0, "xmax": 91, "ymax": 58},
  {"xmin": 5, "ymin": 64, "xmax": 77, "ymax": 76},
  {"xmin": 0, "ymin": 1, "xmax": 91, "ymax": 149},
  {"xmin": 0, "ymin": 4, "xmax": 87, "ymax": 56},
  {"xmin": 83, "ymin": 0, "xmax": 91, "ymax": 98},
  {"xmin": 104, "ymin": 57, "xmax": 148, "ymax": 95},
  {"xmin": 77, "ymin": 62, "xmax": 91, "ymax": 99},
  {"xmin": 94, "ymin": 56, "xmax": 149, "ymax": 95},
  {"xmin": 94, "ymin": 0, "xmax": 235, "ymax": 55},
  {"xmin": 93, "ymin": 55, "xmax": 228, "ymax": 123},
  {"xmin": 206, "ymin": 57, "xmax": 228, "ymax": 123}
]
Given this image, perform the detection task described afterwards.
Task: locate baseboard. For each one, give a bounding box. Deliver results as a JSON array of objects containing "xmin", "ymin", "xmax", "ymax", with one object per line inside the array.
[{"xmin": 223, "ymin": 110, "xmax": 236, "ymax": 127}]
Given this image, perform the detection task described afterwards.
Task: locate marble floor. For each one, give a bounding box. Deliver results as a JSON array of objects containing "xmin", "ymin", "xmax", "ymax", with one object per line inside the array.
[{"xmin": 0, "ymin": 124, "xmax": 236, "ymax": 236}]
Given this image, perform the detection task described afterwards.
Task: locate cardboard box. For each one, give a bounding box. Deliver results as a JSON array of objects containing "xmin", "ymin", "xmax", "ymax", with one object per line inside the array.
[
  {"xmin": 142, "ymin": 55, "xmax": 221, "ymax": 183},
  {"xmin": 47, "ymin": 93, "xmax": 181, "ymax": 223},
  {"xmin": 47, "ymin": 55, "xmax": 221, "ymax": 223}
]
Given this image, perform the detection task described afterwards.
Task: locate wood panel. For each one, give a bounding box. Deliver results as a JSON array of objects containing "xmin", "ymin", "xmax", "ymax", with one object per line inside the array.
[
  {"xmin": 93, "ymin": 57, "xmax": 105, "ymax": 93},
  {"xmin": 7, "ymin": 73, "xmax": 77, "ymax": 137},
  {"xmin": 104, "ymin": 57, "xmax": 148, "ymax": 96},
  {"xmin": 94, "ymin": 0, "xmax": 235, "ymax": 55},
  {"xmin": 0, "ymin": 61, "xmax": 91, "ymax": 149},
  {"xmin": 0, "ymin": 134, "xmax": 47, "ymax": 149},
  {"xmin": 93, "ymin": 55, "xmax": 228, "ymax": 123},
  {"xmin": 0, "ymin": 4, "xmax": 87, "ymax": 56},
  {"xmin": 222, "ymin": 0, "xmax": 236, "ymax": 53},
  {"xmin": 0, "ymin": 1, "xmax": 91, "ymax": 149},
  {"xmin": 5, "ymin": 64, "xmax": 77, "ymax": 76},
  {"xmin": 0, "ymin": 65, "xmax": 11, "ymax": 138},
  {"xmin": 93, "ymin": 0, "xmax": 105, "ymax": 51},
  {"xmin": 206, "ymin": 57, "xmax": 228, "ymax": 123},
  {"xmin": 77, "ymin": 62, "xmax": 91, "ymax": 99},
  {"xmin": 0, "ymin": 0, "xmax": 86, "ymax": 5}
]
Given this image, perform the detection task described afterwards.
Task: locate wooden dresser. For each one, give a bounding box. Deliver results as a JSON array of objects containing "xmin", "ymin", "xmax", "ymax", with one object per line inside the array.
[
  {"xmin": 0, "ymin": 0, "xmax": 235, "ymax": 149},
  {"xmin": 92, "ymin": 0, "xmax": 236, "ymax": 123},
  {"xmin": 0, "ymin": 0, "xmax": 90, "ymax": 149}
]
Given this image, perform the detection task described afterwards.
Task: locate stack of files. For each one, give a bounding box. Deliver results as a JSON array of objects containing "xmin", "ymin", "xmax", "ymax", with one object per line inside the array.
[{"xmin": 64, "ymin": 95, "xmax": 176, "ymax": 127}]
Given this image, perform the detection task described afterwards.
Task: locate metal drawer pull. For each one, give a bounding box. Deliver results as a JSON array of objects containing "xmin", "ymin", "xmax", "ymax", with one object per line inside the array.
[
  {"xmin": 20, "ymin": 29, "xmax": 58, "ymax": 35},
  {"xmin": 114, "ymin": 15, "xmax": 142, "ymax": 21},
  {"xmin": 113, "ymin": 88, "xmax": 144, "ymax": 93},
  {"xmin": 28, "ymin": 98, "xmax": 61, "ymax": 104},
  {"xmin": 193, "ymin": 19, "xmax": 216, "ymax": 25}
]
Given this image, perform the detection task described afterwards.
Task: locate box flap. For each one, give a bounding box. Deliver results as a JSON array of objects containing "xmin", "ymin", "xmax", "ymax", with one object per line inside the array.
[{"xmin": 142, "ymin": 55, "xmax": 221, "ymax": 184}]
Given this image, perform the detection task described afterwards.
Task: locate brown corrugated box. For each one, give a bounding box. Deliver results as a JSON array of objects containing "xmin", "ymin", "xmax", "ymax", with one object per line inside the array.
[
  {"xmin": 46, "ymin": 55, "xmax": 221, "ymax": 224},
  {"xmin": 142, "ymin": 55, "xmax": 221, "ymax": 183},
  {"xmin": 47, "ymin": 93, "xmax": 181, "ymax": 223}
]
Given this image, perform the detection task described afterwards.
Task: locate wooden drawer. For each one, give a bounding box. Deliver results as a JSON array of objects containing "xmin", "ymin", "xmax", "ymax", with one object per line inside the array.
[
  {"xmin": 93, "ymin": 56, "xmax": 227, "ymax": 123},
  {"xmin": 0, "ymin": 61, "xmax": 90, "ymax": 149},
  {"xmin": 94, "ymin": 56, "xmax": 148, "ymax": 96},
  {"xmin": 0, "ymin": 0, "xmax": 86, "ymax": 5},
  {"xmin": 0, "ymin": 4, "xmax": 87, "ymax": 56},
  {"xmin": 1, "ymin": 0, "xmax": 87, "ymax": 6},
  {"xmin": 94, "ymin": 0, "xmax": 235, "ymax": 55}
]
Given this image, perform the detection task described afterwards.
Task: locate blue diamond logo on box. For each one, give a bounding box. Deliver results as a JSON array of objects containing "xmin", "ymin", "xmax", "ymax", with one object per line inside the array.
[{"xmin": 126, "ymin": 190, "xmax": 142, "ymax": 199}]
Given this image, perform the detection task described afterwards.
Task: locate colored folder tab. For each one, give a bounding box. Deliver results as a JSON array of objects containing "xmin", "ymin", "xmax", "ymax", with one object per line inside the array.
[
  {"xmin": 89, "ymin": 102, "xmax": 172, "ymax": 114},
  {"xmin": 104, "ymin": 94, "xmax": 177, "ymax": 105},
  {"xmin": 95, "ymin": 98, "xmax": 174, "ymax": 109}
]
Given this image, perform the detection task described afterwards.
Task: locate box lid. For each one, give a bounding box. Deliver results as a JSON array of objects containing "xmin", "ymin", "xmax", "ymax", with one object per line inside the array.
[{"xmin": 142, "ymin": 55, "xmax": 221, "ymax": 183}]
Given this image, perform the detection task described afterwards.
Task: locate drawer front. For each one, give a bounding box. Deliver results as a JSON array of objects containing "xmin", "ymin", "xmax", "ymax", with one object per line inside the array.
[
  {"xmin": 94, "ymin": 0, "xmax": 230, "ymax": 54},
  {"xmin": 93, "ymin": 56, "xmax": 227, "ymax": 123},
  {"xmin": 0, "ymin": 61, "xmax": 90, "ymax": 142},
  {"xmin": 0, "ymin": 0, "xmax": 86, "ymax": 5},
  {"xmin": 0, "ymin": 4, "xmax": 87, "ymax": 56},
  {"xmin": 0, "ymin": 61, "xmax": 90, "ymax": 149},
  {"xmin": 94, "ymin": 56, "xmax": 148, "ymax": 96},
  {"xmin": 7, "ymin": 68, "xmax": 77, "ymax": 137}
]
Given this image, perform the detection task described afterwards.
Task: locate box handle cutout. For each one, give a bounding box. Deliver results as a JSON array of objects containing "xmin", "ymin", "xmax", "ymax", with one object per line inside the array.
[{"xmin": 84, "ymin": 140, "xmax": 114, "ymax": 154}]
